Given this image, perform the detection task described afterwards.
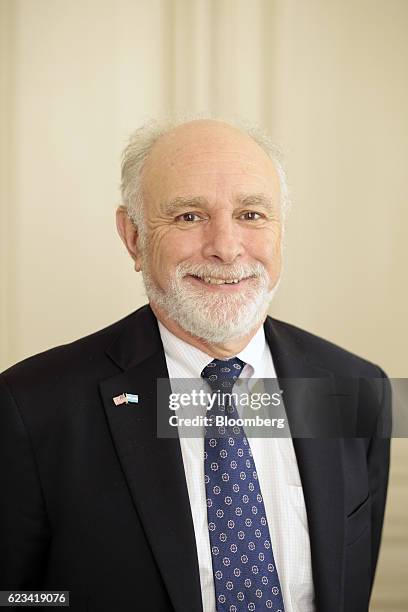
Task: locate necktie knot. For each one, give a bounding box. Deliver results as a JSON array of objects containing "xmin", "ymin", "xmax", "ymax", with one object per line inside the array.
[{"xmin": 201, "ymin": 357, "xmax": 246, "ymax": 392}]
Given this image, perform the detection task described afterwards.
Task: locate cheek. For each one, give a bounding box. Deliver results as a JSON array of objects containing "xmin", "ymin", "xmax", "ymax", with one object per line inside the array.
[
  {"xmin": 146, "ymin": 227, "xmax": 197, "ymax": 273},
  {"xmin": 246, "ymin": 228, "xmax": 282, "ymax": 263},
  {"xmin": 244, "ymin": 230, "xmax": 282, "ymax": 288},
  {"xmin": 264, "ymin": 254, "xmax": 282, "ymax": 284}
]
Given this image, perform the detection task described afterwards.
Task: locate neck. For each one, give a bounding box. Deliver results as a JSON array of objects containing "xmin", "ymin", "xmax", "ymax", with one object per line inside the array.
[{"xmin": 149, "ymin": 301, "xmax": 267, "ymax": 359}]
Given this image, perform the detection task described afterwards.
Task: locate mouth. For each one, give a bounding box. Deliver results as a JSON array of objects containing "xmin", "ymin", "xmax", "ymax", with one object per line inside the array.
[{"xmin": 186, "ymin": 274, "xmax": 255, "ymax": 290}]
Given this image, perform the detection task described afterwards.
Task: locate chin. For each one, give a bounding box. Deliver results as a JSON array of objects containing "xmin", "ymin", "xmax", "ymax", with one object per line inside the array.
[
  {"xmin": 168, "ymin": 295, "xmax": 270, "ymax": 343},
  {"xmin": 142, "ymin": 264, "xmax": 279, "ymax": 343}
]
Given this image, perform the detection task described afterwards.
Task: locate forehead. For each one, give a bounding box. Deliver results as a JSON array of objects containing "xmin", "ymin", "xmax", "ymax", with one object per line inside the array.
[{"xmin": 141, "ymin": 121, "xmax": 280, "ymax": 204}]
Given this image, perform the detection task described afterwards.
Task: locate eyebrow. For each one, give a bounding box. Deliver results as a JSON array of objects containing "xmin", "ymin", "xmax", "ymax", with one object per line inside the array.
[
  {"xmin": 163, "ymin": 196, "xmax": 208, "ymax": 215},
  {"xmin": 163, "ymin": 193, "xmax": 275, "ymax": 215},
  {"xmin": 236, "ymin": 193, "xmax": 275, "ymax": 211}
]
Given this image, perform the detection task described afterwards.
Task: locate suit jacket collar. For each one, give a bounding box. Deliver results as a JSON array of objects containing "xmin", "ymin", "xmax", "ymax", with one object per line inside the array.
[
  {"xmin": 101, "ymin": 306, "xmax": 345, "ymax": 612},
  {"xmin": 106, "ymin": 304, "xmax": 163, "ymax": 370}
]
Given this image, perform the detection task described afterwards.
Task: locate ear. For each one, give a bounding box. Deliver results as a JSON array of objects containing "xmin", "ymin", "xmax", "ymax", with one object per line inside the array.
[{"xmin": 116, "ymin": 206, "xmax": 143, "ymax": 271}]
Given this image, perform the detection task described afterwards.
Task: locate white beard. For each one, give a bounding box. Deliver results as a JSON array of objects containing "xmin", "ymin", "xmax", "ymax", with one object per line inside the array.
[{"xmin": 140, "ymin": 257, "xmax": 279, "ymax": 343}]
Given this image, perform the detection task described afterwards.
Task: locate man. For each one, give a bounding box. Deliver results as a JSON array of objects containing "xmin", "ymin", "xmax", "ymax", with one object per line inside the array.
[{"xmin": 0, "ymin": 119, "xmax": 390, "ymax": 612}]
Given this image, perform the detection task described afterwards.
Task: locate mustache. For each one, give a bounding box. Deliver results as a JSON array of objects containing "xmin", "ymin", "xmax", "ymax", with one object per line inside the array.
[{"xmin": 175, "ymin": 261, "xmax": 268, "ymax": 281}]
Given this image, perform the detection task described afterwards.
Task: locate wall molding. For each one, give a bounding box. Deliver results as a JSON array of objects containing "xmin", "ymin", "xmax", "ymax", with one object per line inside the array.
[{"xmin": 0, "ymin": 0, "xmax": 12, "ymax": 370}]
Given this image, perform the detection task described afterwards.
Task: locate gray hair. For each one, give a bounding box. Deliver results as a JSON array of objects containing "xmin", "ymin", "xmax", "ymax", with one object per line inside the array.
[{"xmin": 120, "ymin": 116, "xmax": 290, "ymax": 229}]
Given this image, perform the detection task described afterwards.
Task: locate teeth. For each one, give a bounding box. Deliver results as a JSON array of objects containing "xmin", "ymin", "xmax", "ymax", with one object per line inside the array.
[{"xmin": 202, "ymin": 277, "xmax": 241, "ymax": 285}]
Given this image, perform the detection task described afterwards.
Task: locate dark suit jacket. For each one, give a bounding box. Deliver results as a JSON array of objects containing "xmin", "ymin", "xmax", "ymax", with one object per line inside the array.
[{"xmin": 0, "ymin": 305, "xmax": 390, "ymax": 612}]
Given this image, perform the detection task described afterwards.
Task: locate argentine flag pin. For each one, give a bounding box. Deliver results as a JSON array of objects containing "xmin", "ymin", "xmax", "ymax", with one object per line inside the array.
[{"xmin": 113, "ymin": 393, "xmax": 139, "ymax": 406}]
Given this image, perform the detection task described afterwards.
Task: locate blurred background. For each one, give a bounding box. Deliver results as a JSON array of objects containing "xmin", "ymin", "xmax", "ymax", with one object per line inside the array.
[{"xmin": 1, "ymin": 0, "xmax": 407, "ymax": 608}]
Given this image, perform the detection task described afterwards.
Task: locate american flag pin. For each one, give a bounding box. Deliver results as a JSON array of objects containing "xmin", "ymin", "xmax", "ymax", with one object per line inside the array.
[{"xmin": 113, "ymin": 393, "xmax": 139, "ymax": 406}]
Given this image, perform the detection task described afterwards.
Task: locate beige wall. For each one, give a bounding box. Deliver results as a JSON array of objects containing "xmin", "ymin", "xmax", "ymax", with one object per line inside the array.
[{"xmin": 1, "ymin": 0, "xmax": 407, "ymax": 608}]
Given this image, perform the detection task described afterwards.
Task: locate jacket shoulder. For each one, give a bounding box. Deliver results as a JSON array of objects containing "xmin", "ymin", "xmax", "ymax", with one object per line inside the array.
[
  {"xmin": 0, "ymin": 307, "xmax": 147, "ymax": 388},
  {"xmin": 266, "ymin": 316, "xmax": 384, "ymax": 377}
]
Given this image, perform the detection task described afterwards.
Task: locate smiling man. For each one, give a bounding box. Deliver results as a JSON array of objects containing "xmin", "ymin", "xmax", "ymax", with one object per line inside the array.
[
  {"xmin": 117, "ymin": 120, "xmax": 283, "ymax": 355},
  {"xmin": 0, "ymin": 119, "xmax": 390, "ymax": 612}
]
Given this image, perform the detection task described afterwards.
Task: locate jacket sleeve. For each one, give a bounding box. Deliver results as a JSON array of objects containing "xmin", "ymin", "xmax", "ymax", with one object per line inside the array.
[
  {"xmin": 0, "ymin": 374, "xmax": 51, "ymax": 588},
  {"xmin": 367, "ymin": 367, "xmax": 392, "ymax": 592}
]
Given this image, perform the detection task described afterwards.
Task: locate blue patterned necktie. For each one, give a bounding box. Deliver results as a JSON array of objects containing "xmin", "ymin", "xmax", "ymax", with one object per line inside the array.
[{"xmin": 202, "ymin": 358, "xmax": 285, "ymax": 612}]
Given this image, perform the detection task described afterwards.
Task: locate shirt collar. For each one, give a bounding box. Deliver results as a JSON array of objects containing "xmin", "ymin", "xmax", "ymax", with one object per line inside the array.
[
  {"xmin": 235, "ymin": 324, "xmax": 268, "ymax": 379},
  {"xmin": 157, "ymin": 319, "xmax": 268, "ymax": 379}
]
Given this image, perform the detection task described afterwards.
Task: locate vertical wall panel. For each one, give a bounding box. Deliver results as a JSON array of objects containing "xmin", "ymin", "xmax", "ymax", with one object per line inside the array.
[
  {"xmin": 0, "ymin": 0, "xmax": 13, "ymax": 372},
  {"xmin": 171, "ymin": 0, "xmax": 212, "ymax": 112},
  {"xmin": 210, "ymin": 0, "xmax": 268, "ymax": 120},
  {"xmin": 264, "ymin": 0, "xmax": 408, "ymax": 378},
  {"xmin": 7, "ymin": 0, "xmax": 174, "ymax": 364}
]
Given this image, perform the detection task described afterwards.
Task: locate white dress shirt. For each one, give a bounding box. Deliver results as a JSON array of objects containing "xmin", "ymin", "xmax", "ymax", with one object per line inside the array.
[{"xmin": 158, "ymin": 320, "xmax": 315, "ymax": 612}]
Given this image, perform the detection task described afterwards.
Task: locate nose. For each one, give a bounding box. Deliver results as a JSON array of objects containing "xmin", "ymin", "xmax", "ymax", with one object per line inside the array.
[{"xmin": 201, "ymin": 213, "xmax": 244, "ymax": 263}]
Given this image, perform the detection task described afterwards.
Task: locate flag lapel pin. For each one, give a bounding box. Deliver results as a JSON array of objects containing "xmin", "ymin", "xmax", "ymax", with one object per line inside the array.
[{"xmin": 113, "ymin": 393, "xmax": 139, "ymax": 406}]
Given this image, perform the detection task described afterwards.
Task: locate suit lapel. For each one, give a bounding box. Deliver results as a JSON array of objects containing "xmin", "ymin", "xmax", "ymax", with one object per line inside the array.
[
  {"xmin": 264, "ymin": 318, "xmax": 345, "ymax": 612},
  {"xmin": 99, "ymin": 306, "xmax": 203, "ymax": 612}
]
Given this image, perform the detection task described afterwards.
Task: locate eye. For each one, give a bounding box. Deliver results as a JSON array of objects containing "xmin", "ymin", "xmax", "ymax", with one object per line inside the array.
[
  {"xmin": 239, "ymin": 211, "xmax": 263, "ymax": 221},
  {"xmin": 176, "ymin": 212, "xmax": 203, "ymax": 223}
]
